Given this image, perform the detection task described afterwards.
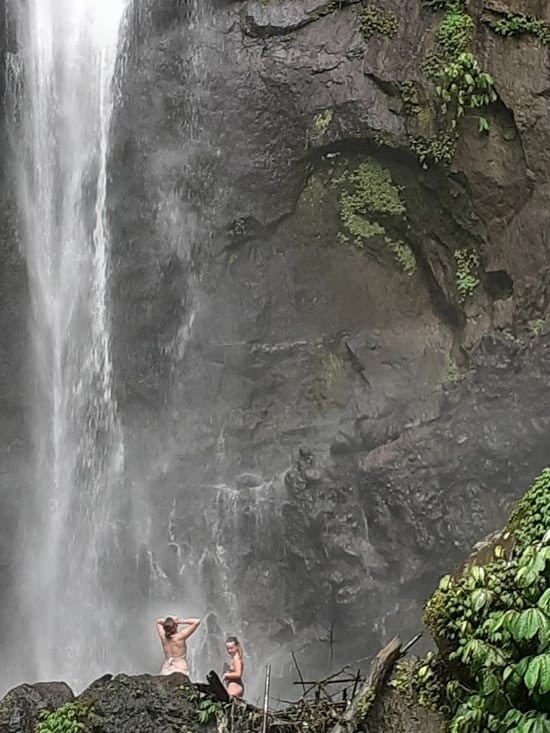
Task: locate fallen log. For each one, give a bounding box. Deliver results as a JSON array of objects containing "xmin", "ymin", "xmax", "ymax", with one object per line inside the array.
[{"xmin": 329, "ymin": 636, "xmax": 402, "ymax": 733}]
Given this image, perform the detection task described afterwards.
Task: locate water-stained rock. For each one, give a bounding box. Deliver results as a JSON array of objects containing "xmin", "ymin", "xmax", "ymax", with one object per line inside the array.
[
  {"xmin": 77, "ymin": 674, "xmax": 204, "ymax": 733},
  {"xmin": 0, "ymin": 682, "xmax": 74, "ymax": 733}
]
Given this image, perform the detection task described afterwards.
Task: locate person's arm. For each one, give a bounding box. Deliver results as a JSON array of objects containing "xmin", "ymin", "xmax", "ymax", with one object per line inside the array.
[
  {"xmin": 223, "ymin": 654, "xmax": 243, "ymax": 682},
  {"xmin": 155, "ymin": 618, "xmax": 166, "ymax": 641},
  {"xmin": 177, "ymin": 617, "xmax": 201, "ymax": 640}
]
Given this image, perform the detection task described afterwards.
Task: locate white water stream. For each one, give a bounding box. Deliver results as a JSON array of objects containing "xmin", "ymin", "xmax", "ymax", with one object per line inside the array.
[{"xmin": 8, "ymin": 0, "xmax": 130, "ymax": 687}]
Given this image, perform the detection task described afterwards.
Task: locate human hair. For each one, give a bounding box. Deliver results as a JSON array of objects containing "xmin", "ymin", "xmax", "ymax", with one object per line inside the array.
[
  {"xmin": 226, "ymin": 635, "xmax": 243, "ymax": 659},
  {"xmin": 163, "ymin": 616, "xmax": 177, "ymax": 639}
]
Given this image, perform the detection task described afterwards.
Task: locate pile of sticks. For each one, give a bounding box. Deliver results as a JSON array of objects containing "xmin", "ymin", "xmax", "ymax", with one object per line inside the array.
[{"xmin": 199, "ymin": 633, "xmax": 422, "ymax": 733}]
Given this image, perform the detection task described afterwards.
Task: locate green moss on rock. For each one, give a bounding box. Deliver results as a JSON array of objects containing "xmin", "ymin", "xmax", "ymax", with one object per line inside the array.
[
  {"xmin": 390, "ymin": 652, "xmax": 447, "ymax": 713},
  {"xmin": 339, "ymin": 160, "xmax": 405, "ymax": 246},
  {"xmin": 313, "ymin": 109, "xmax": 333, "ymax": 133},
  {"xmin": 338, "ymin": 160, "xmax": 414, "ymax": 272},
  {"xmin": 454, "ymin": 248, "xmax": 479, "ymax": 302},
  {"xmin": 313, "ymin": 352, "xmax": 346, "ymax": 411},
  {"xmin": 491, "ymin": 13, "xmax": 550, "ymax": 44},
  {"xmin": 309, "ymin": 109, "xmax": 334, "ymax": 147},
  {"xmin": 386, "ymin": 238, "xmax": 416, "ymax": 275},
  {"xmin": 356, "ymin": 688, "xmax": 376, "ymax": 721},
  {"xmin": 359, "ymin": 8, "xmax": 397, "ymax": 40}
]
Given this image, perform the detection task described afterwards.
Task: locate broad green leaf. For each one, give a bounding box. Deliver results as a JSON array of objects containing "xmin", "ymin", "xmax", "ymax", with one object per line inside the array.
[
  {"xmin": 523, "ymin": 657, "xmax": 541, "ymax": 692},
  {"xmin": 471, "ymin": 588, "xmax": 490, "ymax": 612},
  {"xmin": 531, "ymin": 717, "xmax": 550, "ymax": 733},
  {"xmin": 515, "ymin": 565, "xmax": 539, "ymax": 588},
  {"xmin": 483, "ymin": 612, "xmax": 510, "ymax": 642},
  {"xmin": 503, "ymin": 708, "xmax": 523, "ymax": 726},
  {"xmin": 538, "ymin": 589, "xmax": 550, "ymax": 613},
  {"xmin": 471, "ymin": 566, "xmax": 486, "ymax": 584},
  {"xmin": 511, "ymin": 608, "xmax": 550, "ymax": 643},
  {"xmin": 478, "ymin": 117, "xmax": 489, "ymax": 134},
  {"xmin": 482, "ymin": 671, "xmax": 499, "ymax": 695},
  {"xmin": 529, "ymin": 548, "xmax": 550, "ymax": 573},
  {"xmin": 537, "ymin": 654, "xmax": 550, "ymax": 694}
]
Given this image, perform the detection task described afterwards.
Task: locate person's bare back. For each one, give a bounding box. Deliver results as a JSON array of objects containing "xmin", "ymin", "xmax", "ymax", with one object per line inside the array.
[{"xmin": 156, "ymin": 616, "xmax": 201, "ymax": 676}]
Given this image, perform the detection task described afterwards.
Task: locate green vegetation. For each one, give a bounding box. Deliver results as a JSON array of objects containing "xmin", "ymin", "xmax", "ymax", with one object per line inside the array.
[
  {"xmin": 339, "ymin": 160, "xmax": 399, "ymax": 245},
  {"xmin": 424, "ymin": 467, "xmax": 550, "ymax": 733},
  {"xmin": 433, "ymin": 5, "xmax": 496, "ymax": 126},
  {"xmin": 508, "ymin": 469, "xmax": 550, "ymax": 549},
  {"xmin": 437, "ymin": 6, "xmax": 473, "ymax": 57},
  {"xmin": 410, "ymin": 131, "xmax": 457, "ymax": 168},
  {"xmin": 355, "ymin": 688, "xmax": 376, "ymax": 721},
  {"xmin": 36, "ymin": 702, "xmax": 93, "ymax": 733},
  {"xmin": 528, "ymin": 319, "xmax": 546, "ymax": 336},
  {"xmin": 445, "ymin": 358, "xmax": 460, "ymax": 384},
  {"xmin": 422, "ymin": 0, "xmax": 469, "ymax": 9},
  {"xmin": 337, "ymin": 161, "xmax": 415, "ymax": 273},
  {"xmin": 390, "ymin": 652, "xmax": 447, "ymax": 712},
  {"xmin": 346, "ymin": 46, "xmax": 365, "ymax": 61},
  {"xmin": 492, "ymin": 14, "xmax": 550, "ymax": 44},
  {"xmin": 436, "ymin": 52, "xmax": 496, "ymax": 130},
  {"xmin": 197, "ymin": 699, "xmax": 222, "ymax": 724},
  {"xmin": 386, "ymin": 238, "xmax": 416, "ymax": 275},
  {"xmin": 454, "ymin": 248, "xmax": 479, "ymax": 301},
  {"xmin": 309, "ymin": 109, "xmax": 334, "ymax": 147},
  {"xmin": 399, "ymin": 81, "xmax": 422, "ymax": 118},
  {"xmin": 342, "ymin": 161, "xmax": 405, "ymax": 220},
  {"xmin": 409, "ymin": 1, "xmax": 496, "ymax": 167},
  {"xmin": 359, "ymin": 8, "xmax": 397, "ymax": 40},
  {"xmin": 314, "ymin": 109, "xmax": 333, "ymax": 134}
]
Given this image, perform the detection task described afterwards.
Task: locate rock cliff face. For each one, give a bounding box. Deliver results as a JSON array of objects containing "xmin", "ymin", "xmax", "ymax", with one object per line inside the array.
[
  {"xmin": 2, "ymin": 0, "xmax": 550, "ymax": 696},
  {"xmin": 106, "ymin": 0, "xmax": 550, "ymax": 686}
]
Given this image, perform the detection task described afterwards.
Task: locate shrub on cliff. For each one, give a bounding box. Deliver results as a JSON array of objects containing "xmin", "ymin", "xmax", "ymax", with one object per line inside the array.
[{"xmin": 423, "ymin": 468, "xmax": 550, "ymax": 732}]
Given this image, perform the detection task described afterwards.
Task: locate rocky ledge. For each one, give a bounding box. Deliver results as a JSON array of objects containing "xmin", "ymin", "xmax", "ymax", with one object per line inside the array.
[{"xmin": 3, "ymin": 467, "xmax": 549, "ymax": 733}]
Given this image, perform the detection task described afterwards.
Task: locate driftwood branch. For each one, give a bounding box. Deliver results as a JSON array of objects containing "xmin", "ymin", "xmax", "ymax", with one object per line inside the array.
[
  {"xmin": 329, "ymin": 637, "xmax": 402, "ymax": 733},
  {"xmin": 399, "ymin": 632, "xmax": 422, "ymax": 657},
  {"xmin": 291, "ymin": 651, "xmax": 307, "ymax": 695}
]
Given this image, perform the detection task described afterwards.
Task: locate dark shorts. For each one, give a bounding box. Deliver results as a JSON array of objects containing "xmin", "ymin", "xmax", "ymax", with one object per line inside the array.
[{"xmin": 228, "ymin": 678, "xmax": 244, "ymax": 696}]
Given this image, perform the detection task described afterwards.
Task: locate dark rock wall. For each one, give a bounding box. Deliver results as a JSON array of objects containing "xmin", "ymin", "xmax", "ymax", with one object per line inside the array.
[{"xmin": 104, "ymin": 0, "xmax": 550, "ymax": 687}]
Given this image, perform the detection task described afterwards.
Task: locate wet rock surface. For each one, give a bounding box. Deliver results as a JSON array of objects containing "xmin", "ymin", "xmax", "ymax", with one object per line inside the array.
[
  {"xmin": 78, "ymin": 674, "xmax": 202, "ymax": 733},
  {"xmin": 0, "ymin": 682, "xmax": 74, "ymax": 733},
  {"xmin": 0, "ymin": 675, "xmax": 210, "ymax": 733},
  {"xmin": 105, "ymin": 0, "xmax": 550, "ymax": 682}
]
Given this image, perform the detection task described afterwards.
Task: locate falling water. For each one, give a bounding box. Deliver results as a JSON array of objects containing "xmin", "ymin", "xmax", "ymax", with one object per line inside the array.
[{"xmin": 7, "ymin": 0, "xmax": 129, "ymax": 686}]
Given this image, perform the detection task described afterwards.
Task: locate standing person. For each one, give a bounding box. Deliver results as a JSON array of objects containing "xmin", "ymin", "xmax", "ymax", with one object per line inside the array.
[
  {"xmin": 155, "ymin": 615, "xmax": 201, "ymax": 677},
  {"xmin": 222, "ymin": 635, "xmax": 244, "ymax": 698}
]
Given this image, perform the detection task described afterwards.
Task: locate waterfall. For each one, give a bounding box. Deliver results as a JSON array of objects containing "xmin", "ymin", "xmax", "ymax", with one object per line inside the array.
[{"xmin": 7, "ymin": 0, "xmax": 129, "ymax": 687}]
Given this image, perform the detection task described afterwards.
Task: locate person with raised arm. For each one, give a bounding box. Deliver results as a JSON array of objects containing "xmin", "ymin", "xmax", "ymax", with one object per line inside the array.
[{"xmin": 155, "ymin": 615, "xmax": 201, "ymax": 677}]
